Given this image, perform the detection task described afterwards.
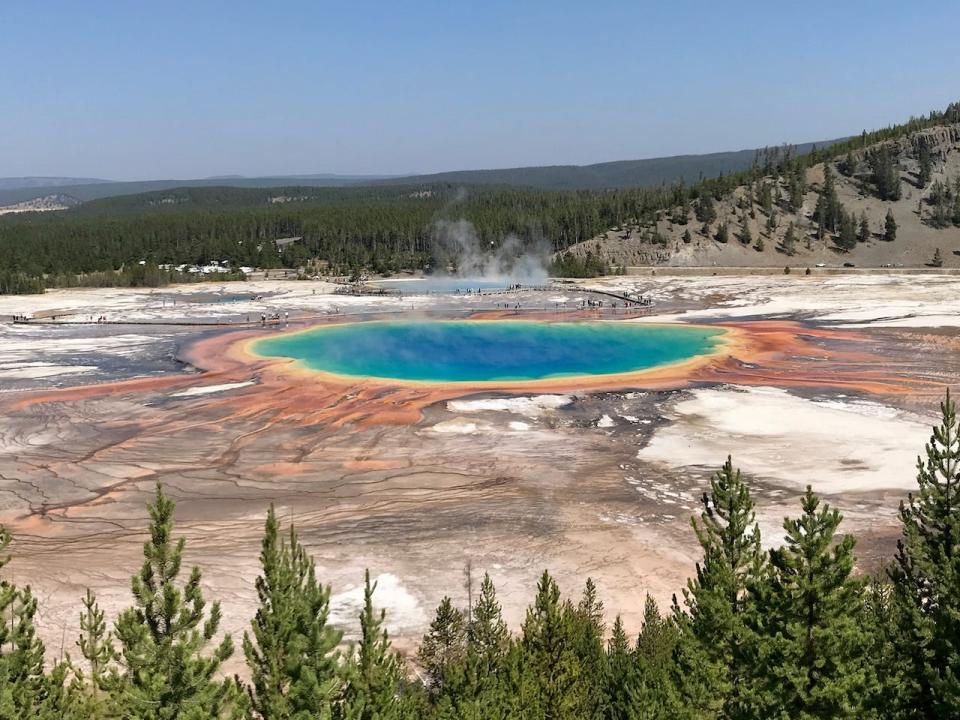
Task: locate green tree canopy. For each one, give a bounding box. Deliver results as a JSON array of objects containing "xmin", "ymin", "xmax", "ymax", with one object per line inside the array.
[{"xmin": 112, "ymin": 484, "xmax": 239, "ymax": 719}]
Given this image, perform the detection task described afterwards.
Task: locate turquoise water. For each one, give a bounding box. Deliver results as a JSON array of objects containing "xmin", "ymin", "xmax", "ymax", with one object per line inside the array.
[{"xmin": 252, "ymin": 320, "xmax": 724, "ymax": 383}]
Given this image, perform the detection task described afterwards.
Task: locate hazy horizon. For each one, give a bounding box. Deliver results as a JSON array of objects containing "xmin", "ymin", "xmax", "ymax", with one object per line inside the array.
[
  {"xmin": 0, "ymin": 134, "xmax": 847, "ymax": 185},
  {"xmin": 4, "ymin": 1, "xmax": 960, "ymax": 180}
]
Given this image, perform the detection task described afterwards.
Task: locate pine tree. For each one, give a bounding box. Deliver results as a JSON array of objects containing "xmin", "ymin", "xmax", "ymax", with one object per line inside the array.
[
  {"xmin": 37, "ymin": 659, "xmax": 85, "ymax": 720},
  {"xmin": 631, "ymin": 595, "xmax": 679, "ymax": 720},
  {"xmin": 0, "ymin": 525, "xmax": 74, "ymax": 717},
  {"xmin": 436, "ymin": 572, "xmax": 512, "ymax": 719},
  {"xmin": 859, "ymin": 211, "xmax": 871, "ymax": 243},
  {"xmin": 0, "ymin": 583, "xmax": 48, "ymax": 715},
  {"xmin": 672, "ymin": 456, "xmax": 763, "ymax": 718},
  {"xmin": 604, "ymin": 616, "xmax": 635, "ymax": 720},
  {"xmin": 815, "ymin": 165, "xmax": 841, "ymax": 237},
  {"xmin": 0, "ymin": 524, "xmax": 16, "ymax": 712},
  {"xmin": 917, "ymin": 145, "xmax": 933, "ymax": 188},
  {"xmin": 788, "ymin": 167, "xmax": 806, "ymax": 212},
  {"xmin": 842, "ymin": 151, "xmax": 858, "ymax": 177},
  {"xmin": 113, "ymin": 483, "xmax": 239, "ymax": 719},
  {"xmin": 781, "ymin": 222, "xmax": 797, "ymax": 256},
  {"xmin": 468, "ymin": 573, "xmax": 509, "ymax": 674},
  {"xmin": 577, "ymin": 579, "xmax": 604, "ymax": 631},
  {"xmin": 695, "ymin": 196, "xmax": 717, "ymax": 224},
  {"xmin": 739, "ymin": 216, "xmax": 753, "ymax": 246},
  {"xmin": 741, "ymin": 487, "xmax": 872, "ymax": 719},
  {"xmin": 462, "ymin": 561, "xmax": 474, "ymax": 629},
  {"xmin": 759, "ymin": 182, "xmax": 773, "ymax": 215},
  {"xmin": 520, "ymin": 571, "xmax": 583, "ymax": 720},
  {"xmin": 862, "ymin": 580, "xmax": 901, "ymax": 717},
  {"xmin": 501, "ymin": 639, "xmax": 543, "ymax": 719},
  {"xmin": 884, "ymin": 208, "xmax": 898, "ymax": 241},
  {"xmin": 870, "ymin": 145, "xmax": 902, "ymax": 200},
  {"xmin": 927, "ymin": 180, "xmax": 954, "ymax": 228},
  {"xmin": 571, "ymin": 579, "xmax": 607, "ymax": 720},
  {"xmin": 418, "ymin": 597, "xmax": 466, "ymax": 698},
  {"xmin": 715, "ymin": 223, "xmax": 729, "ymax": 244},
  {"xmin": 339, "ymin": 570, "xmax": 406, "ymax": 720},
  {"xmin": 888, "ymin": 390, "xmax": 960, "ymax": 718},
  {"xmin": 74, "ymin": 589, "xmax": 118, "ymax": 718},
  {"xmin": 837, "ymin": 208, "xmax": 858, "ymax": 251},
  {"xmin": 244, "ymin": 505, "xmax": 342, "ymax": 719}
]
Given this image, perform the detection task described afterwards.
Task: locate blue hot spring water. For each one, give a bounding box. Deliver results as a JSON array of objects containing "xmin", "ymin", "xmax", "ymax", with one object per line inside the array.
[{"xmin": 251, "ymin": 320, "xmax": 724, "ymax": 383}]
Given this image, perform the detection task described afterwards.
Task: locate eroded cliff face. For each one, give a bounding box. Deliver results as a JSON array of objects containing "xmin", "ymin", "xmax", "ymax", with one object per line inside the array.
[
  {"xmin": 905, "ymin": 123, "xmax": 960, "ymax": 153},
  {"xmin": 842, "ymin": 124, "xmax": 960, "ymax": 163}
]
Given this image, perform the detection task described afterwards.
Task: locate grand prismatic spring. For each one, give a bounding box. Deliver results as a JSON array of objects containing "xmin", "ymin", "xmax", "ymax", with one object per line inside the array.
[
  {"xmin": 1, "ymin": 275, "xmax": 958, "ymax": 667},
  {"xmin": 251, "ymin": 320, "xmax": 727, "ymax": 383}
]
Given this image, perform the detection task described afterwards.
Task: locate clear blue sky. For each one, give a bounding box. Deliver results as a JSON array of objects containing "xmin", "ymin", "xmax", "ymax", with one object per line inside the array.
[{"xmin": 3, "ymin": 1, "xmax": 959, "ymax": 180}]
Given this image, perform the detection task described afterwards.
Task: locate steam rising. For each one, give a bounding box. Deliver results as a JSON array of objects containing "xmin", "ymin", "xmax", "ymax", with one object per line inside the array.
[{"xmin": 431, "ymin": 219, "xmax": 549, "ymax": 284}]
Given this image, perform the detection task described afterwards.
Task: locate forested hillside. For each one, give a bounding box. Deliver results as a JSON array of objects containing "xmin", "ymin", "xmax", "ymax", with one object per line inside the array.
[
  {"xmin": 0, "ymin": 182, "xmax": 691, "ymax": 293},
  {"xmin": 563, "ymin": 107, "xmax": 960, "ymax": 270},
  {"xmin": 0, "ymin": 174, "xmax": 393, "ymax": 207},
  {"xmin": 1, "ymin": 391, "xmax": 959, "ymax": 719},
  {"xmin": 0, "ymin": 140, "xmax": 842, "ymax": 207},
  {"xmin": 1, "ymin": 102, "xmax": 958, "ymax": 294}
]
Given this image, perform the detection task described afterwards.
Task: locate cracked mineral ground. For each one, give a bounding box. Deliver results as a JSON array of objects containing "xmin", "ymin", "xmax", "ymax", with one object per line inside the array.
[{"xmin": 1, "ymin": 274, "xmax": 957, "ymax": 667}]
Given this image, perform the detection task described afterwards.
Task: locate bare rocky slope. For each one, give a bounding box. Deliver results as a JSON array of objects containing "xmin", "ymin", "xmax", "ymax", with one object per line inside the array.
[
  {"xmin": 0, "ymin": 193, "xmax": 80, "ymax": 216},
  {"xmin": 564, "ymin": 125, "xmax": 960, "ymax": 269}
]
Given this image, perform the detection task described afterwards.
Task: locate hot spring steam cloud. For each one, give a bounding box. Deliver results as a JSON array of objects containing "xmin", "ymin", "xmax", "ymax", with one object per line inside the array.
[{"xmin": 431, "ymin": 219, "xmax": 549, "ymax": 284}]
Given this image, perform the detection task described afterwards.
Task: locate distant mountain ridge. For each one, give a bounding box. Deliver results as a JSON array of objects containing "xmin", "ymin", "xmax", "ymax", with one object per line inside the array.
[
  {"xmin": 0, "ymin": 177, "xmax": 109, "ymax": 191},
  {"xmin": 376, "ymin": 140, "xmax": 848, "ymax": 190},
  {"xmin": 0, "ymin": 139, "xmax": 846, "ymax": 207},
  {"xmin": 0, "ymin": 174, "xmax": 395, "ymax": 207}
]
